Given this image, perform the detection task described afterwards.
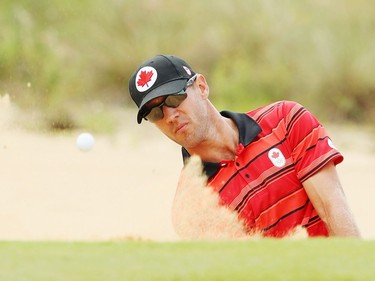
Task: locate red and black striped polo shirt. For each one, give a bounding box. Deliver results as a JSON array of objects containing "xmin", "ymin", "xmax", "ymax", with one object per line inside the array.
[{"xmin": 182, "ymin": 101, "xmax": 343, "ymax": 237}]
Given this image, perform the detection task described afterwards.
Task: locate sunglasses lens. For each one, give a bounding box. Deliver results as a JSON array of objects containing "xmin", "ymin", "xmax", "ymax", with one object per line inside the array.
[
  {"xmin": 144, "ymin": 93, "xmax": 187, "ymax": 122},
  {"xmin": 145, "ymin": 107, "xmax": 163, "ymax": 122},
  {"xmin": 165, "ymin": 94, "xmax": 187, "ymax": 107}
]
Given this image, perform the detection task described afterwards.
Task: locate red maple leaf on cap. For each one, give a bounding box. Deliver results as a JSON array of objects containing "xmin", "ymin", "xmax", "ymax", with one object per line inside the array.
[
  {"xmin": 137, "ymin": 70, "xmax": 154, "ymax": 88},
  {"xmin": 271, "ymin": 151, "xmax": 279, "ymax": 159}
]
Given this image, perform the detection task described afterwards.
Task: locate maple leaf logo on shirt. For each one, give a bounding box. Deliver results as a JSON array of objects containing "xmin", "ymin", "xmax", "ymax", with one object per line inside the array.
[
  {"xmin": 137, "ymin": 70, "xmax": 154, "ymax": 88},
  {"xmin": 271, "ymin": 151, "xmax": 280, "ymax": 159},
  {"xmin": 268, "ymin": 148, "xmax": 286, "ymax": 168}
]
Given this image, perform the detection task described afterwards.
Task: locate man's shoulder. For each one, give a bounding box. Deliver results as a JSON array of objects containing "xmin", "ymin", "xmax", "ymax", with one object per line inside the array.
[
  {"xmin": 246, "ymin": 100, "xmax": 303, "ymax": 120},
  {"xmin": 248, "ymin": 100, "xmax": 303, "ymax": 113}
]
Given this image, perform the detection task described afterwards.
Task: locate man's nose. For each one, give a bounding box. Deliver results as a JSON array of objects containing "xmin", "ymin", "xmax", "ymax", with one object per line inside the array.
[{"xmin": 163, "ymin": 106, "xmax": 178, "ymax": 122}]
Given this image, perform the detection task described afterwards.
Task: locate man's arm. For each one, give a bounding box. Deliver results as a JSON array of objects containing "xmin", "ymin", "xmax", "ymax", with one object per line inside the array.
[{"xmin": 303, "ymin": 161, "xmax": 361, "ymax": 237}]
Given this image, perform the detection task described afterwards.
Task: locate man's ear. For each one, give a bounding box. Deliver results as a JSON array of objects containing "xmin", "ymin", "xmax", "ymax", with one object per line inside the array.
[{"xmin": 196, "ymin": 74, "xmax": 210, "ymax": 99}]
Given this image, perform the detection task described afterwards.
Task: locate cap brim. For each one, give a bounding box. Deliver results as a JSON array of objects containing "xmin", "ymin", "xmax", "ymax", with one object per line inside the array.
[{"xmin": 137, "ymin": 79, "xmax": 187, "ymax": 123}]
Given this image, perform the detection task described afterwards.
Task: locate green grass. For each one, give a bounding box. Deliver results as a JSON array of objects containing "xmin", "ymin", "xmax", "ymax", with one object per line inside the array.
[{"xmin": 0, "ymin": 239, "xmax": 374, "ymax": 281}]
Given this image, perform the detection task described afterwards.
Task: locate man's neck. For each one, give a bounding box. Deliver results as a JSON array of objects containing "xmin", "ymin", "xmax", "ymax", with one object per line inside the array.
[{"xmin": 185, "ymin": 116, "xmax": 239, "ymax": 163}]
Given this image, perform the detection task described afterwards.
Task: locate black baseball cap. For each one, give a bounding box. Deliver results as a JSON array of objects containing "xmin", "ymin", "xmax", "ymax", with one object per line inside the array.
[{"xmin": 129, "ymin": 55, "xmax": 196, "ymax": 123}]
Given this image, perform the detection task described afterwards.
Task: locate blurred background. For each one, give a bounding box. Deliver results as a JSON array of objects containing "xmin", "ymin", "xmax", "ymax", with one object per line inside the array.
[{"xmin": 1, "ymin": 0, "xmax": 374, "ymax": 133}]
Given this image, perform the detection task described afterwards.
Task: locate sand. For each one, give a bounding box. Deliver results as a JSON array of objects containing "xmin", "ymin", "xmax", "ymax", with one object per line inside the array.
[{"xmin": 1, "ymin": 97, "xmax": 374, "ymax": 241}]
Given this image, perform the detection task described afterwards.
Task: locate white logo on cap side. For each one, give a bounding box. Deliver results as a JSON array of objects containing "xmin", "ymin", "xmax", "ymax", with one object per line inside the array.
[
  {"xmin": 183, "ymin": 66, "xmax": 192, "ymax": 76},
  {"xmin": 135, "ymin": 66, "xmax": 158, "ymax": 92}
]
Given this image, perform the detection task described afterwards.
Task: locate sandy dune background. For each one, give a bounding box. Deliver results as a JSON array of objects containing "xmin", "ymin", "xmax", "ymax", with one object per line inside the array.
[{"xmin": 1, "ymin": 98, "xmax": 374, "ymax": 241}]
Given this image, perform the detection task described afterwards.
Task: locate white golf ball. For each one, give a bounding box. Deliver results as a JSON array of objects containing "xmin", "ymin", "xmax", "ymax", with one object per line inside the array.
[{"xmin": 76, "ymin": 132, "xmax": 95, "ymax": 151}]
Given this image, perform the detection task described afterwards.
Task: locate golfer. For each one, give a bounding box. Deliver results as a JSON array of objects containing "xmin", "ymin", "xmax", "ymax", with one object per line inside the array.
[{"xmin": 128, "ymin": 54, "xmax": 360, "ymax": 238}]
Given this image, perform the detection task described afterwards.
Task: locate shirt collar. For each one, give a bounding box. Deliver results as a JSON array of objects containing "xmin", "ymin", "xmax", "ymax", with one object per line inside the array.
[{"xmin": 182, "ymin": 111, "xmax": 262, "ymax": 178}]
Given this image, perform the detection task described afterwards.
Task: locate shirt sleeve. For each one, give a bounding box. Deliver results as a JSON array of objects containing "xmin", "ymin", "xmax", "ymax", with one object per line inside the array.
[{"xmin": 282, "ymin": 101, "xmax": 343, "ymax": 182}]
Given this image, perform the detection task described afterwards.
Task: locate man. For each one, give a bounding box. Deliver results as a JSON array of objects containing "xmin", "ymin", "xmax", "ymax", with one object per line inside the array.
[{"xmin": 128, "ymin": 54, "xmax": 360, "ymax": 238}]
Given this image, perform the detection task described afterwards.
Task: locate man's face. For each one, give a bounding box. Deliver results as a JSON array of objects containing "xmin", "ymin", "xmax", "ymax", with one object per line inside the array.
[{"xmin": 146, "ymin": 75, "xmax": 210, "ymax": 149}]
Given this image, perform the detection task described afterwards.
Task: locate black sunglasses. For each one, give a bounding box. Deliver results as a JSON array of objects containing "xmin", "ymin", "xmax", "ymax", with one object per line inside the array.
[{"xmin": 143, "ymin": 74, "xmax": 197, "ymax": 122}]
